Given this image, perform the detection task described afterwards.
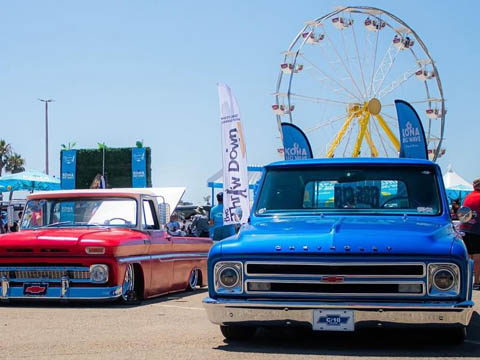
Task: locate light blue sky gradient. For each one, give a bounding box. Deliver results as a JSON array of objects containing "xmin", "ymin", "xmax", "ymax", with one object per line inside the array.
[{"xmin": 1, "ymin": 1, "xmax": 478, "ymax": 202}]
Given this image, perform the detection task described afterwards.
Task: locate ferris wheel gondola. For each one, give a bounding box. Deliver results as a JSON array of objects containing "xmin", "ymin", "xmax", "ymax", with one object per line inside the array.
[{"xmin": 273, "ymin": 6, "xmax": 446, "ymax": 161}]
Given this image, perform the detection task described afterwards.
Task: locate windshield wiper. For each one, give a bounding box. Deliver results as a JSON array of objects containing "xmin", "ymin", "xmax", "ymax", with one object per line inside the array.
[
  {"xmin": 73, "ymin": 222, "xmax": 110, "ymax": 229},
  {"xmin": 42, "ymin": 221, "xmax": 73, "ymax": 228}
]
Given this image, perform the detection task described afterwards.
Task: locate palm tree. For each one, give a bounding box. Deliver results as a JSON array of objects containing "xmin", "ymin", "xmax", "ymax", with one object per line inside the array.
[
  {"xmin": 6, "ymin": 153, "xmax": 25, "ymax": 174},
  {"xmin": 0, "ymin": 139, "xmax": 12, "ymax": 177}
]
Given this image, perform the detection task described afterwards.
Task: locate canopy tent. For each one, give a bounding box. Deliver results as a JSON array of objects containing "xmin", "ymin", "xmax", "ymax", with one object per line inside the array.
[
  {"xmin": 0, "ymin": 170, "xmax": 60, "ymax": 193},
  {"xmin": 206, "ymin": 165, "xmax": 263, "ymax": 206},
  {"xmin": 0, "ymin": 170, "xmax": 59, "ymax": 231},
  {"xmin": 443, "ymin": 165, "xmax": 473, "ymax": 203}
]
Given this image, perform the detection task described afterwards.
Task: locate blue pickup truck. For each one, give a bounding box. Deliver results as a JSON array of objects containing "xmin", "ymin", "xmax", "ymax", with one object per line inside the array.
[{"xmin": 203, "ymin": 158, "xmax": 474, "ymax": 343}]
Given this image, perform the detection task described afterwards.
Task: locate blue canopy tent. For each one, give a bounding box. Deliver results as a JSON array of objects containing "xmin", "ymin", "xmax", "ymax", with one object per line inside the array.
[
  {"xmin": 0, "ymin": 171, "xmax": 60, "ymax": 231},
  {"xmin": 206, "ymin": 165, "xmax": 263, "ymax": 206},
  {"xmin": 0, "ymin": 170, "xmax": 60, "ymax": 193}
]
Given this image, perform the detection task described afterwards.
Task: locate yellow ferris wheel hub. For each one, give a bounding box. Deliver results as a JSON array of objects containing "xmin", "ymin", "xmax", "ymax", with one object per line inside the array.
[
  {"xmin": 367, "ymin": 98, "xmax": 381, "ymax": 115},
  {"xmin": 328, "ymin": 96, "xmax": 400, "ymax": 158}
]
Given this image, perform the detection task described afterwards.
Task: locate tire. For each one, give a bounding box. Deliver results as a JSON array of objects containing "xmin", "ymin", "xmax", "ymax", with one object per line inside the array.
[
  {"xmin": 220, "ymin": 325, "xmax": 256, "ymax": 341},
  {"xmin": 121, "ymin": 264, "xmax": 140, "ymax": 305},
  {"xmin": 187, "ymin": 269, "xmax": 199, "ymax": 291}
]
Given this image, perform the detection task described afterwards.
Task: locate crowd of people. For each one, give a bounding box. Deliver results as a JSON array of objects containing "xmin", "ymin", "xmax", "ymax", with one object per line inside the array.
[
  {"xmin": 167, "ymin": 193, "xmax": 237, "ymax": 240},
  {"xmin": 0, "ymin": 210, "xmax": 22, "ymax": 233},
  {"xmin": 166, "ymin": 207, "xmax": 210, "ymax": 237},
  {"xmin": 166, "ymin": 192, "xmax": 236, "ymax": 241}
]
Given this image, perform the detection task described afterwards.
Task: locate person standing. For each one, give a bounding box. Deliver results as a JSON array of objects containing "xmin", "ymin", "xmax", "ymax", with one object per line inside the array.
[
  {"xmin": 209, "ymin": 192, "xmax": 236, "ymax": 241},
  {"xmin": 0, "ymin": 212, "xmax": 6, "ymax": 234},
  {"xmin": 191, "ymin": 207, "xmax": 210, "ymax": 238},
  {"xmin": 166, "ymin": 213, "xmax": 180, "ymax": 233},
  {"xmin": 460, "ymin": 178, "xmax": 480, "ymax": 288},
  {"xmin": 450, "ymin": 199, "xmax": 461, "ymax": 220}
]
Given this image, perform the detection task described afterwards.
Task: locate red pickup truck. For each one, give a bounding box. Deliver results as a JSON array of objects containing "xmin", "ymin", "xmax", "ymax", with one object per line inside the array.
[{"xmin": 0, "ymin": 187, "xmax": 212, "ymax": 303}]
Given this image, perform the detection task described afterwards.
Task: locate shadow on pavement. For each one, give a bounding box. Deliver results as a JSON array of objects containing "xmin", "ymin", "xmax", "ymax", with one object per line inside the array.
[
  {"xmin": 214, "ymin": 311, "xmax": 480, "ymax": 358},
  {"xmin": 0, "ymin": 287, "xmax": 208, "ymax": 309}
]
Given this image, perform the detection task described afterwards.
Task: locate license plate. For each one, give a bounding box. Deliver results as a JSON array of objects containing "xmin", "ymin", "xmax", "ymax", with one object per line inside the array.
[
  {"xmin": 23, "ymin": 283, "xmax": 49, "ymax": 296},
  {"xmin": 312, "ymin": 309, "xmax": 354, "ymax": 331}
]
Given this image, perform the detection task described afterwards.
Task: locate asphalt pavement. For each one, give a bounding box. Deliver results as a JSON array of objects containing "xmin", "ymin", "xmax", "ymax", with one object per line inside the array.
[{"xmin": 0, "ymin": 290, "xmax": 478, "ymax": 360}]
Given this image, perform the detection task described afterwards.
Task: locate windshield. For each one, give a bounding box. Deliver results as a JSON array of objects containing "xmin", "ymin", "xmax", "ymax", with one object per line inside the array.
[
  {"xmin": 21, "ymin": 198, "xmax": 138, "ymax": 229},
  {"xmin": 256, "ymin": 165, "xmax": 441, "ymax": 216}
]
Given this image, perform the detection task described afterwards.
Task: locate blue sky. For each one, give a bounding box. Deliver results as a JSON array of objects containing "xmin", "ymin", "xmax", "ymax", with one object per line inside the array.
[{"xmin": 0, "ymin": 1, "xmax": 478, "ymax": 203}]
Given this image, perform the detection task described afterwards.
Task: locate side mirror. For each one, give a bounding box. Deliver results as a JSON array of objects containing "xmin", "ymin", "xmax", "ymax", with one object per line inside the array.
[
  {"xmin": 158, "ymin": 202, "xmax": 171, "ymax": 226},
  {"xmin": 457, "ymin": 206, "xmax": 473, "ymax": 224}
]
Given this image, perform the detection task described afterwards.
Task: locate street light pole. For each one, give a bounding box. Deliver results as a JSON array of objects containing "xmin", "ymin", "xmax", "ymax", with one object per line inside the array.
[{"xmin": 38, "ymin": 99, "xmax": 54, "ymax": 175}]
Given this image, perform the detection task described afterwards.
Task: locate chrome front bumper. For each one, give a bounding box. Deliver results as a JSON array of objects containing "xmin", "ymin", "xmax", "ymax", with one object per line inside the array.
[
  {"xmin": 1, "ymin": 277, "xmax": 122, "ymax": 300},
  {"xmin": 203, "ymin": 297, "xmax": 474, "ymax": 328}
]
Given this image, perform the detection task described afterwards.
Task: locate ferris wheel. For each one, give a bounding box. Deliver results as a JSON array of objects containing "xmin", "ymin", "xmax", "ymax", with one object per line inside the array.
[{"xmin": 273, "ymin": 6, "xmax": 446, "ymax": 161}]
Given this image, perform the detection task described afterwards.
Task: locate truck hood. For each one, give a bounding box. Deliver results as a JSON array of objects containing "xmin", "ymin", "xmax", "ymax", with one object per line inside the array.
[
  {"xmin": 0, "ymin": 228, "xmax": 147, "ymax": 256},
  {"xmin": 223, "ymin": 216, "xmax": 457, "ymax": 257}
]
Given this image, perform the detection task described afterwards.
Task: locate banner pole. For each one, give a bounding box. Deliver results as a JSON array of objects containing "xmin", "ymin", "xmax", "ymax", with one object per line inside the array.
[{"xmin": 102, "ymin": 143, "xmax": 105, "ymax": 177}]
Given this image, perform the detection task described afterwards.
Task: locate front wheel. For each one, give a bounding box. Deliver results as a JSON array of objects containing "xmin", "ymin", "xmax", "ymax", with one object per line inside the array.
[
  {"xmin": 220, "ymin": 325, "xmax": 256, "ymax": 341},
  {"xmin": 187, "ymin": 269, "xmax": 199, "ymax": 291},
  {"xmin": 121, "ymin": 264, "xmax": 140, "ymax": 305}
]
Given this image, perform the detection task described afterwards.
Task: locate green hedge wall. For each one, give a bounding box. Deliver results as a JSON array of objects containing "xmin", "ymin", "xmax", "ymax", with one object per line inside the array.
[{"xmin": 70, "ymin": 147, "xmax": 151, "ymax": 189}]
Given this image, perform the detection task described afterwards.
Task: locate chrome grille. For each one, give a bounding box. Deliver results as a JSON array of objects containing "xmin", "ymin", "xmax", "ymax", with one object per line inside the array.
[
  {"xmin": 244, "ymin": 262, "xmax": 426, "ymax": 297},
  {"xmin": 245, "ymin": 262, "xmax": 425, "ymax": 278},
  {"xmin": 0, "ymin": 266, "xmax": 91, "ymax": 282}
]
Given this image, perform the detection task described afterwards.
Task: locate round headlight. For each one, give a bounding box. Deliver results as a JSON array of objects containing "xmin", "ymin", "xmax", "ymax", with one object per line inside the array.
[
  {"xmin": 433, "ymin": 268, "xmax": 454, "ymax": 290},
  {"xmin": 90, "ymin": 264, "xmax": 108, "ymax": 283},
  {"xmin": 218, "ymin": 267, "xmax": 239, "ymax": 288}
]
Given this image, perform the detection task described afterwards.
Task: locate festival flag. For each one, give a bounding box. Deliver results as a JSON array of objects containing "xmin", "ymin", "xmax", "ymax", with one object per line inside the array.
[
  {"xmin": 281, "ymin": 122, "xmax": 313, "ymax": 160},
  {"xmin": 217, "ymin": 83, "xmax": 250, "ymax": 225},
  {"xmin": 395, "ymin": 100, "xmax": 428, "ymax": 160}
]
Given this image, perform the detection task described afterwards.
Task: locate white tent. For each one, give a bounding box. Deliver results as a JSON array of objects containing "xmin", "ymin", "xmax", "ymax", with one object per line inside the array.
[
  {"xmin": 443, "ymin": 165, "xmax": 473, "ymax": 202},
  {"xmin": 206, "ymin": 165, "xmax": 263, "ymax": 206}
]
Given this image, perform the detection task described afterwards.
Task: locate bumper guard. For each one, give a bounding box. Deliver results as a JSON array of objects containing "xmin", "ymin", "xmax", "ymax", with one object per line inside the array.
[
  {"xmin": 1, "ymin": 276, "xmax": 122, "ymax": 300},
  {"xmin": 203, "ymin": 297, "xmax": 474, "ymax": 328}
]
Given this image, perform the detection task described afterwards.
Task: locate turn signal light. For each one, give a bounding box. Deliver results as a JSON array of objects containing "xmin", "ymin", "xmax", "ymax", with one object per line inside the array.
[
  {"xmin": 248, "ymin": 282, "xmax": 271, "ymax": 291},
  {"xmin": 398, "ymin": 284, "xmax": 422, "ymax": 294},
  {"xmin": 85, "ymin": 246, "xmax": 105, "ymax": 255}
]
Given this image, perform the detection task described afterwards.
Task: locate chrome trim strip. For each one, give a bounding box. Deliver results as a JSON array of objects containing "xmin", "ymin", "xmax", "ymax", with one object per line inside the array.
[
  {"xmin": 118, "ymin": 252, "xmax": 209, "ymax": 263},
  {"xmin": 203, "ymin": 297, "xmax": 473, "ymax": 327},
  {"xmin": 244, "ymin": 261, "xmax": 426, "ymax": 278},
  {"xmin": 244, "ymin": 279, "xmax": 426, "ymax": 297},
  {"xmin": 118, "ymin": 255, "xmax": 150, "ymax": 263},
  {"xmin": 152, "ymin": 253, "xmax": 209, "ymax": 260},
  {"xmin": 37, "ymin": 236, "xmax": 78, "ymax": 241}
]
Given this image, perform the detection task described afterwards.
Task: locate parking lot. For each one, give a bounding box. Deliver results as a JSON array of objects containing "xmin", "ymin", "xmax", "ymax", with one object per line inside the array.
[{"xmin": 0, "ymin": 290, "xmax": 479, "ymax": 360}]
